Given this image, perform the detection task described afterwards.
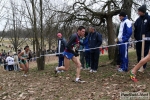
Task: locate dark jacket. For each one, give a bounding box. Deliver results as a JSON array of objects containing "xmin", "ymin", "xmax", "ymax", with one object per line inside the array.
[
  {"xmin": 134, "ymin": 13, "xmax": 150, "ymax": 40},
  {"xmin": 56, "ymin": 38, "xmax": 67, "ymax": 57},
  {"xmin": 88, "ymin": 32, "xmax": 102, "ymax": 50},
  {"xmin": 83, "ymin": 36, "xmax": 90, "ymax": 51}
]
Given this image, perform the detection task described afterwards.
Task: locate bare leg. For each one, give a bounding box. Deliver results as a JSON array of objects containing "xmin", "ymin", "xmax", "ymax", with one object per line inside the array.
[
  {"xmin": 72, "ymin": 56, "xmax": 81, "ymax": 78},
  {"xmin": 24, "ymin": 62, "xmax": 29, "ymax": 74},
  {"xmin": 57, "ymin": 57, "xmax": 70, "ymax": 71},
  {"xmin": 132, "ymin": 51, "xmax": 150, "ymax": 74},
  {"xmin": 20, "ymin": 64, "xmax": 25, "ymax": 71}
]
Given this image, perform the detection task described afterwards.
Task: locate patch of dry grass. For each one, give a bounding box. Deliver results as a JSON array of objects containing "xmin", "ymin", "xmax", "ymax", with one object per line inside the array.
[{"xmin": 0, "ymin": 51, "xmax": 150, "ymax": 100}]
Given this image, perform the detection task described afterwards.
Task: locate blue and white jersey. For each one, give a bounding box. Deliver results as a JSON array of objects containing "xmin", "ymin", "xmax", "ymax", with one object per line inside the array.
[{"xmin": 118, "ymin": 17, "xmax": 132, "ymax": 43}]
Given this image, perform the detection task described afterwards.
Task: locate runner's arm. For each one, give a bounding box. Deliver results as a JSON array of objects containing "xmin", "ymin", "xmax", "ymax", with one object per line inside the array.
[{"xmin": 18, "ymin": 52, "xmax": 24, "ymax": 60}]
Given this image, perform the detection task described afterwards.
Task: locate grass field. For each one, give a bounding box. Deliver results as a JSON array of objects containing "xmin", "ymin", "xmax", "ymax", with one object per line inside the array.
[{"xmin": 0, "ymin": 51, "xmax": 150, "ymax": 100}]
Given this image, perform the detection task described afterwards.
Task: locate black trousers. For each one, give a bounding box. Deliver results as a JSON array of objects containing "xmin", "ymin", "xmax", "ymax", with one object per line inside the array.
[
  {"xmin": 8, "ymin": 65, "xmax": 14, "ymax": 71},
  {"xmin": 136, "ymin": 41, "xmax": 150, "ymax": 69},
  {"xmin": 90, "ymin": 49, "xmax": 100, "ymax": 70},
  {"xmin": 116, "ymin": 46, "xmax": 121, "ymax": 65}
]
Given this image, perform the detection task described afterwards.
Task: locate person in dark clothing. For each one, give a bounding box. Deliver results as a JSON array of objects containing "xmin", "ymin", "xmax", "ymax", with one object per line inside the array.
[
  {"xmin": 88, "ymin": 26, "xmax": 102, "ymax": 73},
  {"xmin": 79, "ymin": 37, "xmax": 85, "ymax": 69},
  {"xmin": 83, "ymin": 32, "xmax": 91, "ymax": 70},
  {"xmin": 3, "ymin": 57, "xmax": 7, "ymax": 70},
  {"xmin": 134, "ymin": 4, "xmax": 150, "ymax": 72},
  {"xmin": 80, "ymin": 32, "xmax": 91, "ymax": 70},
  {"xmin": 55, "ymin": 26, "xmax": 85, "ymax": 83},
  {"xmin": 56, "ymin": 33, "xmax": 67, "ymax": 72},
  {"xmin": 115, "ymin": 25, "xmax": 121, "ymax": 69}
]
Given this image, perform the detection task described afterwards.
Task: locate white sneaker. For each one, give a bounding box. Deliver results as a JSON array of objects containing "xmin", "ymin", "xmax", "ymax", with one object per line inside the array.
[
  {"xmin": 93, "ymin": 70, "xmax": 97, "ymax": 73},
  {"xmin": 24, "ymin": 74, "xmax": 27, "ymax": 77},
  {"xmin": 118, "ymin": 68, "xmax": 124, "ymax": 72},
  {"xmin": 138, "ymin": 67, "xmax": 144, "ymax": 73},
  {"xmin": 22, "ymin": 74, "xmax": 27, "ymax": 77},
  {"xmin": 75, "ymin": 79, "xmax": 86, "ymax": 83},
  {"xmin": 89, "ymin": 69, "xmax": 93, "ymax": 73},
  {"xmin": 57, "ymin": 71, "xmax": 61, "ymax": 73},
  {"xmin": 61, "ymin": 70, "xmax": 64, "ymax": 72}
]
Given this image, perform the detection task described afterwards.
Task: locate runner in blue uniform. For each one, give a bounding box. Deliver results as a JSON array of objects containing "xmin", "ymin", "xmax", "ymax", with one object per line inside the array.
[{"xmin": 55, "ymin": 26, "xmax": 85, "ymax": 83}]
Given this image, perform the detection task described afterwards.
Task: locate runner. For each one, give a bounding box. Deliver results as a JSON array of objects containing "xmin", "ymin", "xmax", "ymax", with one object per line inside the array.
[
  {"xmin": 55, "ymin": 26, "xmax": 85, "ymax": 83},
  {"xmin": 18, "ymin": 46, "xmax": 30, "ymax": 77},
  {"xmin": 130, "ymin": 51, "xmax": 150, "ymax": 82}
]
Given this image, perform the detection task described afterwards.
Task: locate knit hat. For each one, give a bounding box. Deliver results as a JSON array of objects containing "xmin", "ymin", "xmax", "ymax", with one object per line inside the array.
[
  {"xmin": 138, "ymin": 4, "xmax": 146, "ymax": 13},
  {"xmin": 57, "ymin": 33, "xmax": 62, "ymax": 37},
  {"xmin": 119, "ymin": 12, "xmax": 126, "ymax": 17}
]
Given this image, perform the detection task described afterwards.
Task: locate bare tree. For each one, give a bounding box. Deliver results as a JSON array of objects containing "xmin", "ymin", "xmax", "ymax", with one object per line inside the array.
[{"xmin": 5, "ymin": 0, "xmax": 31, "ymax": 52}]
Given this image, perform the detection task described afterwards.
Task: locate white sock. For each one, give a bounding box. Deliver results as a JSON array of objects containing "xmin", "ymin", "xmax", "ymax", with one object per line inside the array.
[{"xmin": 76, "ymin": 78, "xmax": 80, "ymax": 81}]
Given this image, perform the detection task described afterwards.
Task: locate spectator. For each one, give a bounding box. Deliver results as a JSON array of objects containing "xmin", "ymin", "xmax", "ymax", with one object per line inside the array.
[
  {"xmin": 3, "ymin": 57, "xmax": 8, "ymax": 70},
  {"xmin": 79, "ymin": 37, "xmax": 85, "ymax": 69},
  {"xmin": 13, "ymin": 52, "xmax": 20, "ymax": 71},
  {"xmin": 88, "ymin": 26, "xmax": 102, "ymax": 73},
  {"xmin": 82, "ymin": 32, "xmax": 91, "ymax": 70},
  {"xmin": 134, "ymin": 4, "xmax": 150, "ymax": 72},
  {"xmin": 27, "ymin": 50, "xmax": 32, "ymax": 62},
  {"xmin": 56, "ymin": 33, "xmax": 67, "ymax": 72},
  {"xmin": 116, "ymin": 11, "xmax": 132, "ymax": 72},
  {"xmin": 6, "ymin": 55, "xmax": 14, "ymax": 71}
]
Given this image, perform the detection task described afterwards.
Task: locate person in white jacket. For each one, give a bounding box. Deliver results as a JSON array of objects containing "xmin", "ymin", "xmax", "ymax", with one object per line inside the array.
[
  {"xmin": 116, "ymin": 12, "xmax": 132, "ymax": 72},
  {"xmin": 6, "ymin": 55, "xmax": 14, "ymax": 71}
]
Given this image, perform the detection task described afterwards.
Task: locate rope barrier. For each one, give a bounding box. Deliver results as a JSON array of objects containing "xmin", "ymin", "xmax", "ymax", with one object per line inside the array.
[{"xmin": 1, "ymin": 37, "xmax": 150, "ymax": 66}]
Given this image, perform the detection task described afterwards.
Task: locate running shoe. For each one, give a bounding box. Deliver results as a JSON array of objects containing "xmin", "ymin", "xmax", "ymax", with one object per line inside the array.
[
  {"xmin": 130, "ymin": 70, "xmax": 138, "ymax": 82},
  {"xmin": 22, "ymin": 74, "xmax": 27, "ymax": 77},
  {"xmin": 75, "ymin": 79, "xmax": 86, "ymax": 83},
  {"xmin": 118, "ymin": 68, "xmax": 124, "ymax": 72},
  {"xmin": 93, "ymin": 70, "xmax": 97, "ymax": 73},
  {"xmin": 89, "ymin": 69, "xmax": 93, "ymax": 73}
]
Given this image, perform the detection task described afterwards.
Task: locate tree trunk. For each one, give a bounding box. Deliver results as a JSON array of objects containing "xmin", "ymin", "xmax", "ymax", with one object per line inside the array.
[
  {"xmin": 49, "ymin": 39, "xmax": 51, "ymax": 50},
  {"xmin": 106, "ymin": 16, "xmax": 115, "ymax": 60},
  {"xmin": 37, "ymin": 50, "xmax": 45, "ymax": 70},
  {"xmin": 31, "ymin": 0, "xmax": 43, "ymax": 70},
  {"xmin": 37, "ymin": 0, "xmax": 45, "ymax": 70},
  {"xmin": 14, "ymin": 45, "xmax": 17, "ymax": 53},
  {"xmin": 112, "ymin": 0, "xmax": 133, "ymax": 65},
  {"xmin": 33, "ymin": 38, "xmax": 35, "ymax": 52},
  {"xmin": 122, "ymin": 0, "xmax": 133, "ymax": 19}
]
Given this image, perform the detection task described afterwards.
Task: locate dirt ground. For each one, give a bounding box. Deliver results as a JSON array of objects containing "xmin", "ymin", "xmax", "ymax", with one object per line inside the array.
[{"xmin": 0, "ymin": 51, "xmax": 150, "ymax": 100}]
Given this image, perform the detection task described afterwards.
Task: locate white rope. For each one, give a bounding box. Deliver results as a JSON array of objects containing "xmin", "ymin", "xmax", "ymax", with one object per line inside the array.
[
  {"xmin": 33, "ymin": 38, "xmax": 149, "ymax": 57},
  {"xmin": 1, "ymin": 37, "xmax": 150, "ymax": 66}
]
